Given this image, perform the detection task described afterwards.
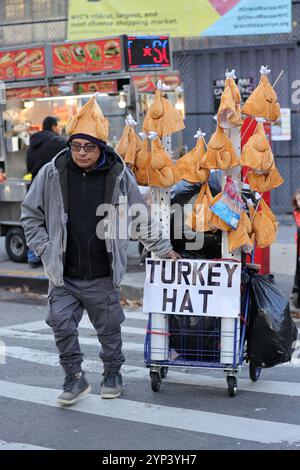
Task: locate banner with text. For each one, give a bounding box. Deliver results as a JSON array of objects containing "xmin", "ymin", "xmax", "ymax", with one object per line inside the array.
[
  {"xmin": 68, "ymin": 0, "xmax": 291, "ymax": 39},
  {"xmin": 143, "ymin": 258, "xmax": 241, "ymax": 317}
]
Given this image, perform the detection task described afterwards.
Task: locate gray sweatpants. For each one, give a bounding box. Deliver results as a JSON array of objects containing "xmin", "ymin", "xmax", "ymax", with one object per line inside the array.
[{"xmin": 46, "ymin": 276, "xmax": 125, "ymax": 375}]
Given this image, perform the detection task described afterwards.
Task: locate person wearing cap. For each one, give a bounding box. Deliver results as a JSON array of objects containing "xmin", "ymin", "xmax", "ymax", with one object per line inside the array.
[
  {"xmin": 20, "ymin": 96, "xmax": 179, "ymax": 405},
  {"xmin": 26, "ymin": 115, "xmax": 67, "ymax": 267}
]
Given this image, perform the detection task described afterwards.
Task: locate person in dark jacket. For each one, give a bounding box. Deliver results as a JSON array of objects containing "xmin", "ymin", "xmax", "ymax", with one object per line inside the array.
[
  {"xmin": 26, "ymin": 116, "xmax": 67, "ymax": 266},
  {"xmin": 26, "ymin": 115, "xmax": 67, "ymax": 181},
  {"xmin": 21, "ymin": 96, "xmax": 179, "ymax": 405}
]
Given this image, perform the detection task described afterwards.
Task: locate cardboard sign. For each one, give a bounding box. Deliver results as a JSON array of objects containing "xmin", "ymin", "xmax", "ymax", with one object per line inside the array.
[{"xmin": 143, "ymin": 258, "xmax": 241, "ymax": 317}]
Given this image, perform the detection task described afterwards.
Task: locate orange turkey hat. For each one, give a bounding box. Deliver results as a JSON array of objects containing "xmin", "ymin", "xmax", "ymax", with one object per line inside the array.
[
  {"xmin": 202, "ymin": 126, "xmax": 239, "ymax": 170},
  {"xmin": 142, "ymin": 81, "xmax": 185, "ymax": 138},
  {"xmin": 66, "ymin": 94, "xmax": 109, "ymax": 141},
  {"xmin": 240, "ymin": 119, "xmax": 275, "ymax": 172},
  {"xmin": 175, "ymin": 130, "xmax": 210, "ymax": 184},
  {"xmin": 217, "ymin": 70, "xmax": 243, "ymax": 129},
  {"xmin": 242, "ymin": 66, "xmax": 280, "ymax": 122},
  {"xmin": 115, "ymin": 115, "xmax": 142, "ymax": 167}
]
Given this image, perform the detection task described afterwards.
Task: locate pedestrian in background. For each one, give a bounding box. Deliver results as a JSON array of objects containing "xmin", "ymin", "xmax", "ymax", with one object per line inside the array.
[
  {"xmin": 26, "ymin": 115, "xmax": 67, "ymax": 181},
  {"xmin": 20, "ymin": 96, "xmax": 179, "ymax": 405},
  {"xmin": 292, "ymin": 189, "xmax": 300, "ymax": 306},
  {"xmin": 26, "ymin": 116, "xmax": 67, "ymax": 267}
]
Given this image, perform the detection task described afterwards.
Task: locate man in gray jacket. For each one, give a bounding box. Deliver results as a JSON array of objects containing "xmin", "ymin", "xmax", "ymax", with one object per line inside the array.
[{"xmin": 20, "ymin": 96, "xmax": 178, "ymax": 405}]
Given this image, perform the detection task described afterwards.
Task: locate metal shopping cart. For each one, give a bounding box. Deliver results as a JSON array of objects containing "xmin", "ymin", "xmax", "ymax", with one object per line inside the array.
[{"xmin": 144, "ymin": 261, "xmax": 262, "ymax": 397}]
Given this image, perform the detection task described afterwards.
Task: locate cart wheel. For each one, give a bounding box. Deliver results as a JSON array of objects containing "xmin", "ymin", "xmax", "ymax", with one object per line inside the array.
[
  {"xmin": 249, "ymin": 361, "xmax": 261, "ymax": 382},
  {"xmin": 227, "ymin": 376, "xmax": 237, "ymax": 397},
  {"xmin": 160, "ymin": 367, "xmax": 168, "ymax": 379},
  {"xmin": 5, "ymin": 227, "xmax": 27, "ymax": 263},
  {"xmin": 150, "ymin": 371, "xmax": 161, "ymax": 392}
]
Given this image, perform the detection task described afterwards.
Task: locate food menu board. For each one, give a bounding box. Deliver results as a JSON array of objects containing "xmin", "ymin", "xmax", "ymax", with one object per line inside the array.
[
  {"xmin": 133, "ymin": 73, "xmax": 181, "ymax": 92},
  {"xmin": 6, "ymin": 86, "xmax": 48, "ymax": 100},
  {"xmin": 75, "ymin": 80, "xmax": 117, "ymax": 94},
  {"xmin": 52, "ymin": 38, "xmax": 123, "ymax": 76},
  {"xmin": 0, "ymin": 47, "xmax": 46, "ymax": 81}
]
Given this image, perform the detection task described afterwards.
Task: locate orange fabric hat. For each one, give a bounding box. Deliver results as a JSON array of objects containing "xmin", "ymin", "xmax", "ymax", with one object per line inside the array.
[
  {"xmin": 134, "ymin": 135, "xmax": 178, "ymax": 188},
  {"xmin": 186, "ymin": 183, "xmax": 214, "ymax": 232},
  {"xmin": 228, "ymin": 211, "xmax": 254, "ymax": 254},
  {"xmin": 217, "ymin": 70, "xmax": 243, "ymax": 129},
  {"xmin": 134, "ymin": 136, "xmax": 150, "ymax": 186},
  {"xmin": 115, "ymin": 117, "xmax": 142, "ymax": 167},
  {"xmin": 202, "ymin": 126, "xmax": 239, "ymax": 170},
  {"xmin": 250, "ymin": 199, "xmax": 278, "ymax": 248},
  {"xmin": 115, "ymin": 125, "xmax": 130, "ymax": 157},
  {"xmin": 240, "ymin": 120, "xmax": 275, "ymax": 172},
  {"xmin": 175, "ymin": 133, "xmax": 210, "ymax": 184},
  {"xmin": 248, "ymin": 167, "xmax": 284, "ymax": 193},
  {"xmin": 142, "ymin": 88, "xmax": 185, "ymax": 138},
  {"xmin": 242, "ymin": 66, "xmax": 280, "ymax": 122},
  {"xmin": 66, "ymin": 95, "xmax": 109, "ymax": 141}
]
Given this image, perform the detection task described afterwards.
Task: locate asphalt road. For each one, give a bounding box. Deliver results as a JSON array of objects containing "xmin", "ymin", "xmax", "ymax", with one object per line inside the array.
[{"xmin": 0, "ymin": 297, "xmax": 299, "ymax": 451}]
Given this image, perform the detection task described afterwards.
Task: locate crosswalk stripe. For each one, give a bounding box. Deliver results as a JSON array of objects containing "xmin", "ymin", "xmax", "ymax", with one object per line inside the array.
[
  {"xmin": 0, "ymin": 379, "xmax": 299, "ymax": 445},
  {"xmin": 0, "ymin": 439, "xmax": 51, "ymax": 450},
  {"xmin": 7, "ymin": 311, "xmax": 148, "ymax": 332},
  {"xmin": 5, "ymin": 345, "xmax": 300, "ymax": 397},
  {"xmin": 0, "ymin": 327, "xmax": 144, "ymax": 352}
]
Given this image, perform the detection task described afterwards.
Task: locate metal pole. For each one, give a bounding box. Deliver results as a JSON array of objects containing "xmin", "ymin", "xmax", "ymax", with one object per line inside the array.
[
  {"xmin": 149, "ymin": 135, "xmax": 172, "ymax": 361},
  {"xmin": 220, "ymin": 126, "xmax": 241, "ymax": 366}
]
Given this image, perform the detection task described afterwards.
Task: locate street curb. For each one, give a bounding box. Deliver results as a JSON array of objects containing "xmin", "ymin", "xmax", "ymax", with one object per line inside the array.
[
  {"xmin": 0, "ymin": 274, "xmax": 144, "ymax": 300},
  {"xmin": 120, "ymin": 283, "xmax": 143, "ymax": 300},
  {"xmin": 0, "ymin": 274, "xmax": 48, "ymax": 293}
]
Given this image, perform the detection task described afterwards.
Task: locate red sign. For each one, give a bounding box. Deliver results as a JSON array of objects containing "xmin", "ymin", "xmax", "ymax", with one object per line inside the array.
[
  {"xmin": 133, "ymin": 73, "xmax": 180, "ymax": 92},
  {"xmin": 75, "ymin": 80, "xmax": 117, "ymax": 94},
  {"xmin": 0, "ymin": 52, "xmax": 15, "ymax": 80},
  {"xmin": 52, "ymin": 38, "xmax": 122, "ymax": 76},
  {"xmin": 241, "ymin": 117, "xmax": 271, "ymax": 275},
  {"xmin": 6, "ymin": 86, "xmax": 48, "ymax": 100},
  {"xmin": 0, "ymin": 47, "xmax": 46, "ymax": 81}
]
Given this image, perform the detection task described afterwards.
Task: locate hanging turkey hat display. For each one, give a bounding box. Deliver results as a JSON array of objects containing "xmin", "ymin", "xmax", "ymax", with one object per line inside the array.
[
  {"xmin": 248, "ymin": 168, "xmax": 284, "ymax": 193},
  {"xmin": 186, "ymin": 183, "xmax": 214, "ymax": 232},
  {"xmin": 115, "ymin": 115, "xmax": 142, "ymax": 167},
  {"xmin": 228, "ymin": 211, "xmax": 254, "ymax": 254},
  {"xmin": 240, "ymin": 118, "xmax": 275, "ymax": 172},
  {"xmin": 66, "ymin": 94, "xmax": 109, "ymax": 141},
  {"xmin": 202, "ymin": 125, "xmax": 239, "ymax": 170},
  {"xmin": 242, "ymin": 66, "xmax": 281, "ymax": 122},
  {"xmin": 175, "ymin": 129, "xmax": 210, "ymax": 184},
  {"xmin": 217, "ymin": 69, "xmax": 243, "ymax": 129},
  {"xmin": 142, "ymin": 80, "xmax": 185, "ymax": 138},
  {"xmin": 134, "ymin": 133, "xmax": 178, "ymax": 188},
  {"xmin": 250, "ymin": 198, "xmax": 278, "ymax": 248}
]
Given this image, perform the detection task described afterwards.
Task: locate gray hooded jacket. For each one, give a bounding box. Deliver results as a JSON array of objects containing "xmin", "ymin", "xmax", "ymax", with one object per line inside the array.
[{"xmin": 20, "ymin": 148, "xmax": 172, "ymax": 287}]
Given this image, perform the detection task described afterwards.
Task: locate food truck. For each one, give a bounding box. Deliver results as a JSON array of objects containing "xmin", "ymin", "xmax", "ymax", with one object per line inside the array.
[{"xmin": 0, "ymin": 35, "xmax": 184, "ymax": 262}]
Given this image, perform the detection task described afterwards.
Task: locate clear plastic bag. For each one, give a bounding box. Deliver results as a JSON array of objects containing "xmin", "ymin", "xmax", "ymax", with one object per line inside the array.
[{"xmin": 211, "ymin": 176, "xmax": 244, "ymax": 229}]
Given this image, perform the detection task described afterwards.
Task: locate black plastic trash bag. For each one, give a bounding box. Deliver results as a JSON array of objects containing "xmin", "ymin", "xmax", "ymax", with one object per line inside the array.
[
  {"xmin": 169, "ymin": 315, "xmax": 221, "ymax": 362},
  {"xmin": 248, "ymin": 274, "xmax": 298, "ymax": 368}
]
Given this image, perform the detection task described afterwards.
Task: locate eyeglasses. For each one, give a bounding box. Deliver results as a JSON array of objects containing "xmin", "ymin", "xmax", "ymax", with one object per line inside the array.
[{"xmin": 70, "ymin": 142, "xmax": 97, "ymax": 153}]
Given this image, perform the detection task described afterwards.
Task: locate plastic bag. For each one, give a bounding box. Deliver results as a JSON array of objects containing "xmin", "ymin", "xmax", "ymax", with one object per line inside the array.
[
  {"xmin": 248, "ymin": 274, "xmax": 298, "ymax": 368},
  {"xmin": 211, "ymin": 176, "xmax": 244, "ymax": 229}
]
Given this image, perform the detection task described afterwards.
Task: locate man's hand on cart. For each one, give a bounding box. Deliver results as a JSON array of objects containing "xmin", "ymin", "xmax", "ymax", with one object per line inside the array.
[{"xmin": 161, "ymin": 250, "xmax": 182, "ymax": 261}]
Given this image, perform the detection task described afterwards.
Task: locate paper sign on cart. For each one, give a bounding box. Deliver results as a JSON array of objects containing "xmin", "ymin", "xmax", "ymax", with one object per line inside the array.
[{"xmin": 143, "ymin": 258, "xmax": 241, "ymax": 318}]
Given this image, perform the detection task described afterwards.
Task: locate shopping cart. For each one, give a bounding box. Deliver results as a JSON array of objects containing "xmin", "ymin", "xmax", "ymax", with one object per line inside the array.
[{"xmin": 144, "ymin": 261, "xmax": 262, "ymax": 397}]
